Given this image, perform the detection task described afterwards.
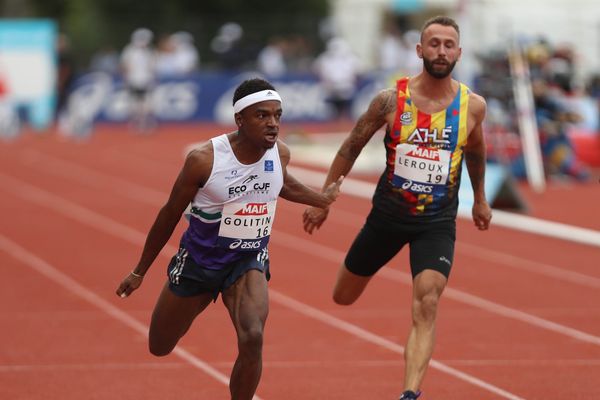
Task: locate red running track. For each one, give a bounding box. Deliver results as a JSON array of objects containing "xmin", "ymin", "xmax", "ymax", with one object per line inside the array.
[{"xmin": 0, "ymin": 125, "xmax": 599, "ymax": 399}]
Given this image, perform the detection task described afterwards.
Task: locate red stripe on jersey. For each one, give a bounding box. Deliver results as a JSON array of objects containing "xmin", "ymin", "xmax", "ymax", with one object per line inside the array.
[
  {"xmin": 392, "ymin": 78, "xmax": 409, "ymax": 133},
  {"xmin": 388, "ymin": 78, "xmax": 410, "ymax": 180},
  {"xmin": 416, "ymin": 110, "xmax": 431, "ymax": 130}
]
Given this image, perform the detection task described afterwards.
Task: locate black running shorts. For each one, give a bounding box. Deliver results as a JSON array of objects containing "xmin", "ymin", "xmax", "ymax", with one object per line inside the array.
[
  {"xmin": 344, "ymin": 208, "xmax": 456, "ymax": 279},
  {"xmin": 167, "ymin": 246, "xmax": 270, "ymax": 300}
]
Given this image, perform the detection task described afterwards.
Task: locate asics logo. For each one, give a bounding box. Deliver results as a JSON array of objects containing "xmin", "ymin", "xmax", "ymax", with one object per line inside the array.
[
  {"xmin": 229, "ymin": 239, "xmax": 242, "ymax": 249},
  {"xmin": 401, "ymin": 180, "xmax": 433, "ymax": 194},
  {"xmin": 229, "ymin": 239, "xmax": 262, "ymax": 250}
]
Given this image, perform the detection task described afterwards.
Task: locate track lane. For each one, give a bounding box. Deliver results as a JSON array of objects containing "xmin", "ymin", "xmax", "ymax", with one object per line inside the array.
[{"xmin": 2, "ymin": 130, "xmax": 596, "ymax": 394}]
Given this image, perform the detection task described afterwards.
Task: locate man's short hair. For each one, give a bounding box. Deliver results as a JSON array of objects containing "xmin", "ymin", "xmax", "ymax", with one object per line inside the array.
[
  {"xmin": 233, "ymin": 78, "xmax": 276, "ymax": 105},
  {"xmin": 420, "ymin": 16, "xmax": 460, "ymax": 41}
]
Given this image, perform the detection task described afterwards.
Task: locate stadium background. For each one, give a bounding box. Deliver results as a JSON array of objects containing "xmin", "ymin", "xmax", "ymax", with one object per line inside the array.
[{"xmin": 1, "ymin": 0, "xmax": 599, "ymax": 399}]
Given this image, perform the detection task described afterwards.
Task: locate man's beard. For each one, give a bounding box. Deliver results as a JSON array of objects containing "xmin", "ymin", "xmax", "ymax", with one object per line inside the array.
[{"xmin": 423, "ymin": 57, "xmax": 457, "ymax": 79}]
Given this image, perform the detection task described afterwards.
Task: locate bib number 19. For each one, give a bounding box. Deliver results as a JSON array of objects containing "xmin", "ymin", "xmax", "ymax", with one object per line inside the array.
[{"xmin": 426, "ymin": 174, "xmax": 443, "ymax": 184}]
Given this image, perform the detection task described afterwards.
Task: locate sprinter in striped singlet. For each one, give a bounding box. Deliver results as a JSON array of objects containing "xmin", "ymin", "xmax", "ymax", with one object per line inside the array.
[{"xmin": 304, "ymin": 16, "xmax": 492, "ymax": 400}]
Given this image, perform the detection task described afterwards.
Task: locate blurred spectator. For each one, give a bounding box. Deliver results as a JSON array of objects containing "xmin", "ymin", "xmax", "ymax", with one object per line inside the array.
[
  {"xmin": 257, "ymin": 36, "xmax": 288, "ymax": 78},
  {"xmin": 476, "ymin": 37, "xmax": 597, "ymax": 180},
  {"xmin": 120, "ymin": 27, "xmax": 157, "ymax": 132},
  {"xmin": 526, "ymin": 39, "xmax": 552, "ymax": 81},
  {"xmin": 155, "ymin": 33, "xmax": 178, "ymax": 78},
  {"xmin": 378, "ymin": 23, "xmax": 404, "ymax": 73},
  {"xmin": 546, "ymin": 44, "xmax": 577, "ymax": 94},
  {"xmin": 211, "ymin": 22, "xmax": 246, "ymax": 70},
  {"xmin": 527, "ymin": 39, "xmax": 578, "ymax": 95},
  {"xmin": 588, "ymin": 74, "xmax": 600, "ymax": 131},
  {"xmin": 588, "ymin": 74, "xmax": 600, "ymax": 99},
  {"xmin": 484, "ymin": 97, "xmax": 521, "ymax": 164},
  {"xmin": 155, "ymin": 32, "xmax": 199, "ymax": 78},
  {"xmin": 318, "ymin": 17, "xmax": 335, "ymax": 41},
  {"xmin": 531, "ymin": 79, "xmax": 589, "ymax": 180},
  {"xmin": 171, "ymin": 31, "xmax": 200, "ymax": 76},
  {"xmin": 56, "ymin": 33, "xmax": 75, "ymax": 119},
  {"xmin": 286, "ymin": 35, "xmax": 313, "ymax": 73},
  {"xmin": 401, "ymin": 30, "xmax": 422, "ymax": 77},
  {"xmin": 89, "ymin": 45, "xmax": 119, "ymax": 75},
  {"xmin": 313, "ymin": 37, "xmax": 362, "ymax": 121},
  {"xmin": 378, "ymin": 24, "xmax": 421, "ymax": 79}
]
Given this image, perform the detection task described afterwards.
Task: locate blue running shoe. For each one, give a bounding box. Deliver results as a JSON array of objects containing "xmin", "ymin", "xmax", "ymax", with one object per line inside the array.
[{"xmin": 399, "ymin": 390, "xmax": 422, "ymax": 399}]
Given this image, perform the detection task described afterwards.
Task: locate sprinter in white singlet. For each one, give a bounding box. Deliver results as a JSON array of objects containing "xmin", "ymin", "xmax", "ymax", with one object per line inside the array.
[{"xmin": 116, "ymin": 78, "xmax": 343, "ymax": 400}]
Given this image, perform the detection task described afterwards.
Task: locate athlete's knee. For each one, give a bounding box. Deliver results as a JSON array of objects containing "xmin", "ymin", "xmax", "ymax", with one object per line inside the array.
[
  {"xmin": 148, "ymin": 339, "xmax": 176, "ymax": 357},
  {"xmin": 148, "ymin": 329, "xmax": 178, "ymax": 357},
  {"xmin": 332, "ymin": 266, "xmax": 368, "ymax": 305},
  {"xmin": 237, "ymin": 325, "xmax": 264, "ymax": 356},
  {"xmin": 413, "ymin": 292, "xmax": 441, "ymax": 323},
  {"xmin": 332, "ymin": 289, "xmax": 358, "ymax": 305}
]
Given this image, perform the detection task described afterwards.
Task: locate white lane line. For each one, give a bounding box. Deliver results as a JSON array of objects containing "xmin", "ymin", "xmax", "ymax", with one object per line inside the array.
[
  {"xmin": 297, "ymin": 204, "xmax": 600, "ymax": 289},
  {"xmin": 0, "ymin": 362, "xmax": 187, "ymax": 372},
  {"xmin": 21, "ymin": 150, "xmax": 600, "ymax": 288},
  {"xmin": 4, "ymin": 162, "xmax": 599, "ymax": 341},
  {"xmin": 3, "ymin": 358, "xmax": 598, "ymax": 373},
  {"xmin": 270, "ymin": 291, "xmax": 525, "ymax": 400},
  {"xmin": 0, "ymin": 234, "xmax": 240, "ymax": 394},
  {"xmin": 19, "ymin": 148, "xmax": 167, "ymax": 206},
  {"xmin": 384, "ymin": 270, "xmax": 600, "ymax": 347},
  {"xmin": 457, "ymin": 242, "xmax": 600, "ymax": 290},
  {"xmin": 287, "ymin": 166, "xmax": 600, "ymax": 248},
  {"xmin": 0, "ymin": 174, "xmax": 525, "ymax": 399},
  {"xmin": 270, "ymin": 230, "xmax": 600, "ymax": 346}
]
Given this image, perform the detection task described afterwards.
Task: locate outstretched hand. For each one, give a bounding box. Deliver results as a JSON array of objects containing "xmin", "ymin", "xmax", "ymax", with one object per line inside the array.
[
  {"xmin": 323, "ymin": 175, "xmax": 344, "ymax": 203},
  {"xmin": 472, "ymin": 200, "xmax": 492, "ymax": 231},
  {"xmin": 303, "ymin": 206, "xmax": 329, "ymax": 234},
  {"xmin": 303, "ymin": 175, "xmax": 344, "ymax": 234},
  {"xmin": 115, "ymin": 272, "xmax": 144, "ymax": 298}
]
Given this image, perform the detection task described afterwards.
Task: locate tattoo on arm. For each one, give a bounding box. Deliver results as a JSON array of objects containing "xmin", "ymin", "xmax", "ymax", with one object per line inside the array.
[
  {"xmin": 338, "ymin": 89, "xmax": 395, "ymax": 161},
  {"xmin": 339, "ymin": 119, "xmax": 373, "ymax": 161}
]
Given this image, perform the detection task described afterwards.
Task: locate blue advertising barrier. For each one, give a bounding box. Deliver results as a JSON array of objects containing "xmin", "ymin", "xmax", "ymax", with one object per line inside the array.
[{"xmin": 62, "ymin": 70, "xmax": 389, "ymax": 128}]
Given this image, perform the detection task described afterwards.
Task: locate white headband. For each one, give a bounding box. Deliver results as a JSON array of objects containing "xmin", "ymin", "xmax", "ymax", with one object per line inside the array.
[{"xmin": 233, "ymin": 90, "xmax": 282, "ymax": 113}]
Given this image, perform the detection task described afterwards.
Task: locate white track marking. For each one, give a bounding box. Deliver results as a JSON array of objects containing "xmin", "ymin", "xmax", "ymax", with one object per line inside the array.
[
  {"xmin": 271, "ymin": 229, "xmax": 600, "ymax": 346},
  {"xmin": 2, "ymin": 358, "xmax": 599, "ymax": 373},
  {"xmin": 287, "ymin": 166, "xmax": 600, "ymax": 248},
  {"xmin": 0, "ymin": 173, "xmax": 529, "ymax": 399},
  {"xmin": 270, "ymin": 291, "xmax": 525, "ymax": 400},
  {"xmin": 4, "ymin": 162, "xmax": 600, "ymax": 342},
  {"xmin": 3, "ymin": 170, "xmax": 599, "ymax": 345},
  {"xmin": 21, "ymin": 150, "xmax": 600, "ymax": 288},
  {"xmin": 0, "ymin": 234, "xmax": 241, "ymax": 394}
]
